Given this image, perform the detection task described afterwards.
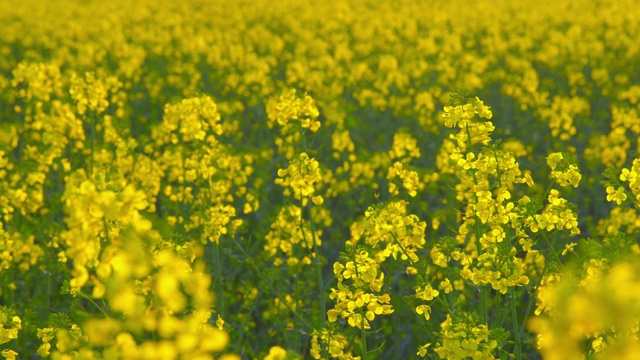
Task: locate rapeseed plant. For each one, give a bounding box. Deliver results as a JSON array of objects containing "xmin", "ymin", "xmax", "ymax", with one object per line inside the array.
[{"xmin": 1, "ymin": 0, "xmax": 640, "ymax": 358}]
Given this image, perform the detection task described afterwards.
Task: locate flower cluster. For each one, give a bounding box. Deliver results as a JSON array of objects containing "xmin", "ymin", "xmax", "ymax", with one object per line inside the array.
[
  {"xmin": 387, "ymin": 162, "xmax": 422, "ymax": 197},
  {"xmin": 529, "ymin": 259, "xmax": 640, "ymax": 359},
  {"xmin": 443, "ymin": 96, "xmax": 494, "ymax": 148},
  {"xmin": 151, "ymin": 95, "xmax": 250, "ymax": 244},
  {"xmin": 0, "ymin": 309, "xmax": 21, "ymax": 360},
  {"xmin": 621, "ymin": 159, "xmax": 640, "ymax": 204},
  {"xmin": 275, "ymin": 153, "xmax": 324, "ymax": 206},
  {"xmin": 269, "ymin": 89, "xmax": 320, "ymax": 132},
  {"xmin": 431, "ymin": 313, "xmax": 499, "ymax": 360},
  {"xmin": 522, "ymin": 191, "xmax": 580, "ymax": 235},
  {"xmin": 264, "ymin": 205, "xmax": 325, "ymax": 267},
  {"xmin": 267, "ymin": 89, "xmax": 321, "ymax": 159},
  {"xmin": 546, "ymin": 152, "xmax": 582, "ymax": 188},
  {"xmin": 351, "ymin": 201, "xmax": 426, "ymax": 269},
  {"xmin": 69, "ymin": 72, "xmax": 121, "ymax": 116},
  {"xmin": 309, "ymin": 328, "xmax": 360, "ymax": 360},
  {"xmin": 152, "ymin": 96, "xmax": 222, "ymax": 145},
  {"xmin": 44, "ymin": 168, "xmax": 236, "ymax": 359},
  {"xmin": 2, "ymin": 0, "xmax": 640, "ymax": 358},
  {"xmin": 327, "ymin": 251, "xmax": 393, "ymax": 329}
]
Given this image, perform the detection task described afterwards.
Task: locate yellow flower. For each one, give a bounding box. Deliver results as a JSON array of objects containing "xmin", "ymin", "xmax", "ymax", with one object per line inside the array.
[
  {"xmin": 1, "ymin": 350, "xmax": 17, "ymax": 360},
  {"xmin": 606, "ymin": 186, "xmax": 627, "ymax": 205},
  {"xmin": 546, "ymin": 152, "xmax": 564, "ymax": 170},
  {"xmin": 417, "ymin": 343, "xmax": 431, "ymax": 357},
  {"xmin": 562, "ymin": 242, "xmax": 577, "ymax": 256},
  {"xmin": 416, "ymin": 305, "xmax": 432, "ymax": 321},
  {"xmin": 275, "ymin": 152, "xmax": 324, "ymax": 206},
  {"xmin": 620, "ymin": 168, "xmax": 637, "ymax": 183},
  {"xmin": 415, "ymin": 284, "xmax": 439, "ymax": 301},
  {"xmin": 264, "ymin": 346, "xmax": 288, "ymax": 360}
]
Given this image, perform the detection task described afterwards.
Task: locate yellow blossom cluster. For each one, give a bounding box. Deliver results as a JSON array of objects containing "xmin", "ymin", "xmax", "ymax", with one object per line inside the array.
[
  {"xmin": 546, "ymin": 152, "xmax": 582, "ymax": 188},
  {"xmin": 522, "ymin": 191, "xmax": 580, "ymax": 235},
  {"xmin": 151, "ymin": 95, "xmax": 250, "ymax": 243},
  {"xmin": 0, "ymin": 310, "xmax": 20, "ymax": 360},
  {"xmin": 431, "ymin": 313, "xmax": 498, "ymax": 360},
  {"xmin": 42, "ymin": 168, "xmax": 236, "ymax": 359},
  {"xmin": 1, "ymin": 0, "xmax": 640, "ymax": 358},
  {"xmin": 153, "ymin": 96, "xmax": 222, "ymax": 145},
  {"xmin": 267, "ymin": 89, "xmax": 321, "ymax": 159},
  {"xmin": 351, "ymin": 201, "xmax": 426, "ymax": 267},
  {"xmin": 599, "ymin": 157, "xmax": 640, "ymax": 239},
  {"xmin": 268, "ymin": 89, "xmax": 320, "ymax": 133},
  {"xmin": 309, "ymin": 328, "xmax": 360, "ymax": 360},
  {"xmin": 529, "ymin": 259, "xmax": 640, "ymax": 359},
  {"xmin": 327, "ymin": 251, "xmax": 393, "ymax": 329},
  {"xmin": 387, "ymin": 162, "xmax": 422, "ymax": 197},
  {"xmin": 264, "ymin": 205, "xmax": 325, "ymax": 268},
  {"xmin": 69, "ymin": 72, "xmax": 122, "ymax": 116},
  {"xmin": 275, "ymin": 153, "xmax": 324, "ymax": 207},
  {"xmin": 621, "ymin": 159, "xmax": 640, "ymax": 204}
]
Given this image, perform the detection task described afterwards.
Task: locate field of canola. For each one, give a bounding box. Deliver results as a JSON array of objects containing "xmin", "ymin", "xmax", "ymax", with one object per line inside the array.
[{"xmin": 1, "ymin": 0, "xmax": 640, "ymax": 359}]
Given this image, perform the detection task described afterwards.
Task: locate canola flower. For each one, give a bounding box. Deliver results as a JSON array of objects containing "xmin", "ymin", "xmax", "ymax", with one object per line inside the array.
[{"xmin": 0, "ymin": 0, "xmax": 639, "ymax": 358}]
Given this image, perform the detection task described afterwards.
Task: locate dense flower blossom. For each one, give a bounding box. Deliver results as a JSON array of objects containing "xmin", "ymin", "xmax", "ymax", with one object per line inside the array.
[{"xmin": 1, "ymin": 0, "xmax": 640, "ymax": 359}]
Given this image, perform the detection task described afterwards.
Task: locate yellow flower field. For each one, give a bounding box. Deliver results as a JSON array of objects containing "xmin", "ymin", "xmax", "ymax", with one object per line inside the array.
[{"xmin": 1, "ymin": 0, "xmax": 640, "ymax": 359}]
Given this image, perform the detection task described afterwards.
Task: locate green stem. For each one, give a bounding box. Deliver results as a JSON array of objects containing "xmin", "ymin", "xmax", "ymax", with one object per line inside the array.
[
  {"xmin": 361, "ymin": 310, "xmax": 368, "ymax": 360},
  {"xmin": 103, "ymin": 217, "xmax": 111, "ymax": 244},
  {"xmin": 47, "ymin": 267, "xmax": 51, "ymax": 312},
  {"xmin": 233, "ymin": 291, "xmax": 263, "ymax": 352},
  {"xmin": 541, "ymin": 230, "xmax": 562, "ymax": 265},
  {"xmin": 389, "ymin": 232, "xmax": 418, "ymax": 270},
  {"xmin": 299, "ymin": 122, "xmax": 308, "ymax": 153},
  {"xmin": 510, "ymin": 287, "xmax": 521, "ymax": 359},
  {"xmin": 308, "ymin": 207, "xmax": 325, "ymax": 327},
  {"xmin": 232, "ymin": 236, "xmax": 313, "ymax": 331},
  {"xmin": 517, "ymin": 261, "xmax": 548, "ymax": 341},
  {"xmin": 124, "ymin": 153, "xmax": 138, "ymax": 185},
  {"xmin": 480, "ymin": 285, "xmax": 488, "ymax": 324},
  {"xmin": 78, "ymin": 290, "xmax": 110, "ymax": 318},
  {"xmin": 212, "ymin": 242, "xmax": 225, "ymax": 319},
  {"xmin": 434, "ymin": 295, "xmax": 456, "ymax": 321},
  {"xmin": 537, "ymin": 182, "xmax": 556, "ymax": 210},
  {"xmin": 90, "ymin": 111, "xmax": 96, "ymax": 178},
  {"xmin": 181, "ymin": 146, "xmax": 187, "ymax": 206},
  {"xmin": 492, "ymin": 147, "xmax": 503, "ymax": 188}
]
